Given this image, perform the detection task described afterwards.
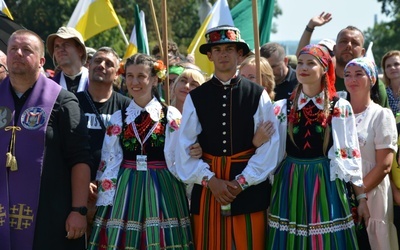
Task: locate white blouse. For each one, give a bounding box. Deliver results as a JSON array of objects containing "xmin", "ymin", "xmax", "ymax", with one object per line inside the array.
[
  {"xmin": 175, "ymin": 90, "xmax": 281, "ymax": 187},
  {"xmin": 96, "ymin": 97, "xmax": 181, "ymax": 206},
  {"xmin": 273, "ymin": 93, "xmax": 364, "ymax": 186}
]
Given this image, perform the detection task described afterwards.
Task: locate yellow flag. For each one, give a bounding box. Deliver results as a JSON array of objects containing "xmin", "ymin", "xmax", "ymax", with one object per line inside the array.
[
  {"xmin": 67, "ymin": 0, "xmax": 120, "ymax": 41},
  {"xmin": 187, "ymin": 0, "xmax": 233, "ymax": 76},
  {"xmin": 0, "ymin": 0, "xmax": 13, "ymax": 20}
]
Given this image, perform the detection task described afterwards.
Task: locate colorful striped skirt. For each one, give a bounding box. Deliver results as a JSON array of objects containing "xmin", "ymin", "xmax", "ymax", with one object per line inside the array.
[
  {"xmin": 89, "ymin": 160, "xmax": 193, "ymax": 249},
  {"xmin": 192, "ymin": 148, "xmax": 267, "ymax": 250},
  {"xmin": 267, "ymin": 156, "xmax": 359, "ymax": 249}
]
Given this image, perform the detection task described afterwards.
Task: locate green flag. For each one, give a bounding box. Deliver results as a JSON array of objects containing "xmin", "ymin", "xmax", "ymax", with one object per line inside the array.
[
  {"xmin": 231, "ymin": 0, "xmax": 275, "ymax": 50},
  {"xmin": 123, "ymin": 4, "xmax": 149, "ymax": 58}
]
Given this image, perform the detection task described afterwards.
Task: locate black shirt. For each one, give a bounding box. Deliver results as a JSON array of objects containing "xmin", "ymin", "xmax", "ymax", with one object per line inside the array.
[
  {"xmin": 76, "ymin": 91, "xmax": 131, "ymax": 180},
  {"xmin": 274, "ymin": 66, "xmax": 298, "ymax": 101}
]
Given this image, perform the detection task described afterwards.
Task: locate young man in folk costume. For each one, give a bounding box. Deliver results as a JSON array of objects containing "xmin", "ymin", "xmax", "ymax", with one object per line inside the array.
[{"xmin": 175, "ymin": 25, "xmax": 280, "ymax": 249}]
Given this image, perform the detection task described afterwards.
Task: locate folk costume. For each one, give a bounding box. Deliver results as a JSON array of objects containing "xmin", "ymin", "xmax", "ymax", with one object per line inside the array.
[
  {"xmin": 267, "ymin": 45, "xmax": 363, "ymax": 249},
  {"xmin": 76, "ymin": 91, "xmax": 131, "ymax": 180},
  {"xmin": 176, "ymin": 25, "xmax": 280, "ymax": 250},
  {"xmin": 345, "ymin": 58, "xmax": 398, "ymax": 249},
  {"xmin": 89, "ymin": 98, "xmax": 193, "ymax": 249},
  {"xmin": 0, "ymin": 74, "xmax": 92, "ymax": 249}
]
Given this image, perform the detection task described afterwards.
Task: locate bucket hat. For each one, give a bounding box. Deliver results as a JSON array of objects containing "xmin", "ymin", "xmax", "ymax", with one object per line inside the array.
[{"xmin": 46, "ymin": 27, "xmax": 87, "ymax": 63}]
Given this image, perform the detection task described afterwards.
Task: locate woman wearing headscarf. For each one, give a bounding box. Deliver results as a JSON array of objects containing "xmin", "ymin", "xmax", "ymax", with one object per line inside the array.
[
  {"xmin": 267, "ymin": 44, "xmax": 369, "ymax": 249},
  {"xmin": 344, "ymin": 57, "xmax": 398, "ymax": 249}
]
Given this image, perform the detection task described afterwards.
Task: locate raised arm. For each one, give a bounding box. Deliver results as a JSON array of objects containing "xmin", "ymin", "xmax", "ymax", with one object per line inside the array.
[{"xmin": 296, "ymin": 12, "xmax": 333, "ymax": 56}]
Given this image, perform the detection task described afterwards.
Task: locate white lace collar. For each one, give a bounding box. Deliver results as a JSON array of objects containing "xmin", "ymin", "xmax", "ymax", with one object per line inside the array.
[
  {"xmin": 297, "ymin": 91, "xmax": 325, "ymax": 110},
  {"xmin": 125, "ymin": 97, "xmax": 162, "ymax": 124}
]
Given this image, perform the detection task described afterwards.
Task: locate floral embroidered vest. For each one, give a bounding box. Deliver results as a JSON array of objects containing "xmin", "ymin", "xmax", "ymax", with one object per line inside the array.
[{"xmin": 286, "ymin": 97, "xmax": 338, "ymax": 158}]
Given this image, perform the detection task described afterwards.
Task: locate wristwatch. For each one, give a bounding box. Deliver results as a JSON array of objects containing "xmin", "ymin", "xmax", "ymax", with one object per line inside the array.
[{"xmin": 71, "ymin": 206, "xmax": 88, "ymax": 216}]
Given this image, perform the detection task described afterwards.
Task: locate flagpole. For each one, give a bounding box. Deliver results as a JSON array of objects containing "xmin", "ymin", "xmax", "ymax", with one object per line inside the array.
[
  {"xmin": 252, "ymin": 0, "xmax": 261, "ymax": 85},
  {"xmin": 118, "ymin": 23, "xmax": 129, "ymax": 46},
  {"xmin": 161, "ymin": 0, "xmax": 170, "ymax": 105},
  {"xmin": 149, "ymin": 0, "xmax": 163, "ymax": 57}
]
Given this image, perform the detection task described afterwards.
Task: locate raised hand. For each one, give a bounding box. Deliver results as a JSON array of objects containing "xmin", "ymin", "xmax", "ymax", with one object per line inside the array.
[{"xmin": 308, "ymin": 12, "xmax": 332, "ymax": 29}]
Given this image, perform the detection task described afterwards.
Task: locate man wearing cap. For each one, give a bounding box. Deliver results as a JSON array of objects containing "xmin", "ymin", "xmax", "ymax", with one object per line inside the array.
[
  {"xmin": 260, "ymin": 42, "xmax": 297, "ymax": 101},
  {"xmin": 0, "ymin": 29, "xmax": 91, "ymax": 249},
  {"xmin": 46, "ymin": 27, "xmax": 89, "ymax": 94},
  {"xmin": 175, "ymin": 25, "xmax": 279, "ymax": 249}
]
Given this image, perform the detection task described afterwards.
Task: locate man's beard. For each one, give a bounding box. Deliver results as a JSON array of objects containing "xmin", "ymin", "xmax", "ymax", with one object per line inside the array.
[{"xmin": 336, "ymin": 54, "xmax": 354, "ymax": 68}]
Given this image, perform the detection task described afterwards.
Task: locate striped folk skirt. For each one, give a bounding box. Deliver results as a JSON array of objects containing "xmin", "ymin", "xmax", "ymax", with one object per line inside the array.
[
  {"xmin": 193, "ymin": 149, "xmax": 267, "ymax": 250},
  {"xmin": 89, "ymin": 160, "xmax": 194, "ymax": 250},
  {"xmin": 267, "ymin": 156, "xmax": 359, "ymax": 249}
]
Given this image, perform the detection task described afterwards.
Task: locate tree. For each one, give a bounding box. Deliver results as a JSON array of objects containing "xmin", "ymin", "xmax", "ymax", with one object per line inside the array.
[
  {"xmin": 6, "ymin": 0, "xmax": 281, "ymax": 70},
  {"xmin": 377, "ymin": 0, "xmax": 400, "ymax": 16},
  {"xmin": 364, "ymin": 1, "xmax": 399, "ymax": 70}
]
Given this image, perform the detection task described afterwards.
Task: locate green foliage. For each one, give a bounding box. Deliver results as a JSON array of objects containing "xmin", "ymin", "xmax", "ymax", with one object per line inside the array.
[
  {"xmin": 377, "ymin": 0, "xmax": 400, "ymax": 16},
  {"xmin": 6, "ymin": 0, "xmax": 280, "ymax": 70},
  {"xmin": 364, "ymin": 1, "xmax": 400, "ymax": 70}
]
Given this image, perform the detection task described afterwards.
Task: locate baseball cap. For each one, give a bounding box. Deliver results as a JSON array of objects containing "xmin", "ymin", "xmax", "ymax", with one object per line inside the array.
[{"xmin": 318, "ymin": 38, "xmax": 336, "ymax": 56}]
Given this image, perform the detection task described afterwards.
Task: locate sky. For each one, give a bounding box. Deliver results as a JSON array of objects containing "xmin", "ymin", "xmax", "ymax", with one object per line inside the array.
[{"xmin": 269, "ymin": 0, "xmax": 392, "ymax": 42}]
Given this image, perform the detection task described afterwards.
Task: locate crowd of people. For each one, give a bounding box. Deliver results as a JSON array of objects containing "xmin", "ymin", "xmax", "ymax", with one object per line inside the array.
[{"xmin": 0, "ymin": 10, "xmax": 400, "ymax": 250}]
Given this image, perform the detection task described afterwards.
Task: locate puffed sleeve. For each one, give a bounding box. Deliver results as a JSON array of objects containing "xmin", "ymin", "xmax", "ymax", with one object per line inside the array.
[
  {"xmin": 328, "ymin": 98, "xmax": 363, "ymax": 186},
  {"xmin": 96, "ymin": 110, "xmax": 124, "ymax": 206},
  {"xmin": 272, "ymin": 99, "xmax": 288, "ymax": 165},
  {"xmin": 175, "ymin": 95, "xmax": 215, "ymax": 185},
  {"xmin": 164, "ymin": 105, "xmax": 182, "ymax": 178},
  {"xmin": 374, "ymin": 107, "xmax": 397, "ymax": 152},
  {"xmin": 239, "ymin": 91, "xmax": 280, "ymax": 187}
]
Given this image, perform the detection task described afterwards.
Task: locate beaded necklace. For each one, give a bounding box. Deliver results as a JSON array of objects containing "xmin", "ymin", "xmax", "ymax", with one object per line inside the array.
[
  {"xmin": 134, "ymin": 113, "xmax": 153, "ymax": 140},
  {"xmin": 302, "ymin": 105, "xmax": 323, "ymax": 125}
]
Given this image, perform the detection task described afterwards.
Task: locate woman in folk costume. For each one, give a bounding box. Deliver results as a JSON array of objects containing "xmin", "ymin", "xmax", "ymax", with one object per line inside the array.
[
  {"xmin": 344, "ymin": 57, "xmax": 398, "ymax": 249},
  {"xmin": 89, "ymin": 53, "xmax": 193, "ymax": 249},
  {"xmin": 267, "ymin": 44, "xmax": 370, "ymax": 249}
]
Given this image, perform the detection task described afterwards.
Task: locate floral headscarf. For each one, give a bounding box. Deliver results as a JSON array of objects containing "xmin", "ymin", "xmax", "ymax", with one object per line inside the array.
[
  {"xmin": 298, "ymin": 44, "xmax": 336, "ymax": 98},
  {"xmin": 344, "ymin": 57, "xmax": 377, "ymax": 85}
]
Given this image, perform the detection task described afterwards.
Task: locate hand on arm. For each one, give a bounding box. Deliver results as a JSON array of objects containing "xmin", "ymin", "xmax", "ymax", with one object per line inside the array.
[
  {"xmin": 296, "ymin": 12, "xmax": 333, "ymax": 56},
  {"xmin": 227, "ymin": 180, "xmax": 242, "ymax": 197},
  {"xmin": 252, "ymin": 121, "xmax": 275, "ymax": 148},
  {"xmin": 189, "ymin": 142, "xmax": 203, "ymax": 159}
]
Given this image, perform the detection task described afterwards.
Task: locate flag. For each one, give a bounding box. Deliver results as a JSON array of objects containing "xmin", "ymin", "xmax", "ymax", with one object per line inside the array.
[
  {"xmin": 67, "ymin": 0, "xmax": 120, "ymax": 41},
  {"xmin": 187, "ymin": 0, "xmax": 233, "ymax": 76},
  {"xmin": 123, "ymin": 4, "xmax": 149, "ymax": 59},
  {"xmin": 365, "ymin": 41, "xmax": 375, "ymax": 64},
  {"xmin": 231, "ymin": 0, "xmax": 275, "ymax": 50},
  {"xmin": 0, "ymin": 0, "xmax": 13, "ymax": 20}
]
